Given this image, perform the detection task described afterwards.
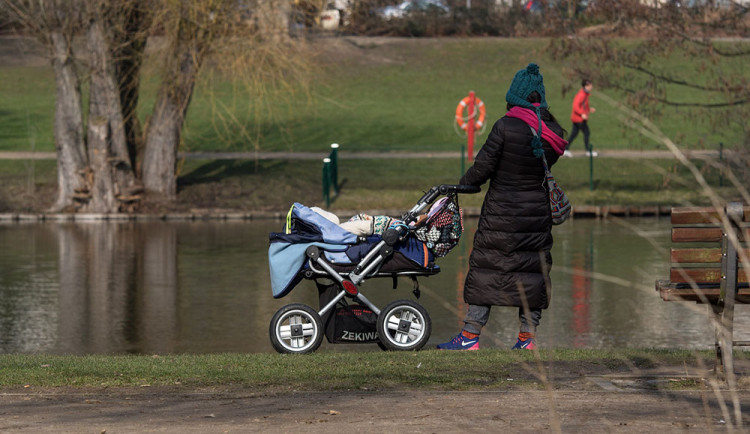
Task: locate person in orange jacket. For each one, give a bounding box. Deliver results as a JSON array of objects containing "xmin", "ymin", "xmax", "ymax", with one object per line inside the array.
[{"xmin": 564, "ymin": 79, "xmax": 596, "ymax": 157}]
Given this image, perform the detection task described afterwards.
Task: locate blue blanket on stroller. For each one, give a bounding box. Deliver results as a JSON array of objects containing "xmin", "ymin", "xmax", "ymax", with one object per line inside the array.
[{"xmin": 268, "ymin": 203, "xmax": 433, "ymax": 298}]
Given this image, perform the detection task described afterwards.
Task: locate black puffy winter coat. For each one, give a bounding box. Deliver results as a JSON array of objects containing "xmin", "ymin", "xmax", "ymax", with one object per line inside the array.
[{"xmin": 459, "ymin": 113, "xmax": 563, "ymax": 310}]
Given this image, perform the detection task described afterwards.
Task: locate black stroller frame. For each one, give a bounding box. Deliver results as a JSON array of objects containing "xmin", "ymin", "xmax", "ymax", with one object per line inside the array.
[{"xmin": 269, "ymin": 184, "xmax": 480, "ymax": 354}]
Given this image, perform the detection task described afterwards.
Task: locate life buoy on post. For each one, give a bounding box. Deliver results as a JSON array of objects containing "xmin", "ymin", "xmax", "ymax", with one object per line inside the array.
[{"xmin": 455, "ymin": 97, "xmax": 486, "ymax": 131}]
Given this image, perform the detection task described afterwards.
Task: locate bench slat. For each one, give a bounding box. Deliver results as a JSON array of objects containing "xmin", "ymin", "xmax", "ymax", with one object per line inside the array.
[
  {"xmin": 672, "ymin": 227, "xmax": 749, "ymax": 243},
  {"xmin": 672, "ymin": 248, "xmax": 750, "ymax": 263},
  {"xmin": 672, "ymin": 227, "xmax": 722, "ymax": 242},
  {"xmin": 671, "ymin": 248, "xmax": 722, "ymax": 263},
  {"xmin": 670, "ymin": 268, "xmax": 748, "ymax": 284},
  {"xmin": 656, "ymin": 279, "xmax": 750, "ymax": 302},
  {"xmin": 671, "ymin": 206, "xmax": 750, "ymax": 225}
]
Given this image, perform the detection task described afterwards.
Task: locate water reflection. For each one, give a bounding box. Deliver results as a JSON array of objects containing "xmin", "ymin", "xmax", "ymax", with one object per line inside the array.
[
  {"xmin": 1, "ymin": 217, "xmax": 747, "ymax": 355},
  {"xmin": 569, "ymin": 239, "xmax": 592, "ymax": 348}
]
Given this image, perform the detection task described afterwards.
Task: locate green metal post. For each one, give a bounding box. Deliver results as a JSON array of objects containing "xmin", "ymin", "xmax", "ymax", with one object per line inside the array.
[
  {"xmin": 589, "ymin": 145, "xmax": 594, "ymax": 191},
  {"xmin": 719, "ymin": 142, "xmax": 723, "ymax": 187},
  {"xmin": 322, "ymin": 158, "xmax": 331, "ymax": 208},
  {"xmin": 330, "ymin": 143, "xmax": 339, "ymax": 194}
]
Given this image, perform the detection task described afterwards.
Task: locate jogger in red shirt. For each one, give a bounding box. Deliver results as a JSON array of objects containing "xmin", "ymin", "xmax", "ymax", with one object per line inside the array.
[{"xmin": 564, "ymin": 79, "xmax": 596, "ymax": 157}]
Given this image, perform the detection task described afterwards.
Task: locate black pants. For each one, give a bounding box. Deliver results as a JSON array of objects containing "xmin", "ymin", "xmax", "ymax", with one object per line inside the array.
[{"xmin": 566, "ymin": 121, "xmax": 590, "ymax": 151}]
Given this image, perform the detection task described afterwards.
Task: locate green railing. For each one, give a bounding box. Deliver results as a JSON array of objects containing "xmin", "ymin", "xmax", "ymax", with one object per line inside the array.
[{"xmin": 322, "ymin": 143, "xmax": 339, "ymax": 208}]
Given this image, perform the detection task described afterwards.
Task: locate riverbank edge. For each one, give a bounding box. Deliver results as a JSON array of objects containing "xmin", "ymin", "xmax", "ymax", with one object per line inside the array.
[{"xmin": 0, "ymin": 205, "xmax": 673, "ymax": 222}]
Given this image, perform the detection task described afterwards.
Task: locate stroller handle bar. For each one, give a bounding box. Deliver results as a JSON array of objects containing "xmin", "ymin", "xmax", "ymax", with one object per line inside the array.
[
  {"xmin": 419, "ymin": 184, "xmax": 481, "ymax": 204},
  {"xmin": 403, "ymin": 184, "xmax": 481, "ymax": 225},
  {"xmin": 439, "ymin": 184, "xmax": 481, "ymax": 195}
]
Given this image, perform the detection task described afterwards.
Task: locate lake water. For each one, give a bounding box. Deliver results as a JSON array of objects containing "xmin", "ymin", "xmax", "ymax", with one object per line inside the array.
[{"xmin": 2, "ymin": 217, "xmax": 748, "ymax": 354}]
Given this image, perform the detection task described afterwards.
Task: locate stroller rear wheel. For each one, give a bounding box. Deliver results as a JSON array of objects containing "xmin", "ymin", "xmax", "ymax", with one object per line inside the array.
[
  {"xmin": 269, "ymin": 303, "xmax": 323, "ymax": 354},
  {"xmin": 376, "ymin": 300, "xmax": 431, "ymax": 351}
]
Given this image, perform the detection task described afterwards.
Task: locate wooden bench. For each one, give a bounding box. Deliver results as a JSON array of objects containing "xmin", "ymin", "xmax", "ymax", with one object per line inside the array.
[{"xmin": 656, "ymin": 202, "xmax": 749, "ymax": 377}]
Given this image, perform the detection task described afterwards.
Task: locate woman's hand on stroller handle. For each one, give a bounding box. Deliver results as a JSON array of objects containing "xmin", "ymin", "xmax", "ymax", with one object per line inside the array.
[{"xmin": 404, "ymin": 184, "xmax": 481, "ymax": 225}]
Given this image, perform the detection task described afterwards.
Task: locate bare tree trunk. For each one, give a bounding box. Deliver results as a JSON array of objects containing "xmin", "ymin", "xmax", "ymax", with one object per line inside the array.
[
  {"xmin": 140, "ymin": 86, "xmax": 185, "ymax": 197},
  {"xmin": 82, "ymin": 15, "xmax": 138, "ymax": 213},
  {"xmin": 141, "ymin": 13, "xmax": 208, "ymax": 197},
  {"xmin": 84, "ymin": 120, "xmax": 118, "ymax": 212},
  {"xmin": 49, "ymin": 31, "xmax": 87, "ymax": 212},
  {"xmin": 112, "ymin": 0, "xmax": 150, "ymax": 174}
]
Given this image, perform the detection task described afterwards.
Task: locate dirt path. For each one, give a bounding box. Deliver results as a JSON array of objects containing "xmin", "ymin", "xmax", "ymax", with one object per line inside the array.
[
  {"xmin": 1, "ymin": 384, "xmax": 747, "ymax": 433},
  {"xmin": 4, "ymin": 362, "xmax": 750, "ymax": 434}
]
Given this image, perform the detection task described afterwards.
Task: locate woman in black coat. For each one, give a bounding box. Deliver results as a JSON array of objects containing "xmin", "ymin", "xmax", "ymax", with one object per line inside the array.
[{"xmin": 437, "ymin": 63, "xmax": 568, "ymax": 350}]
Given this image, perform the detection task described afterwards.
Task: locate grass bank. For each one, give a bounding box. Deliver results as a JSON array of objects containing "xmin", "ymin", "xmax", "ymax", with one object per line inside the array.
[
  {"xmin": 2, "ymin": 37, "xmax": 744, "ymax": 213},
  {"xmin": 0, "ymin": 349, "xmax": 729, "ymax": 391},
  {"xmin": 1, "ymin": 37, "xmax": 746, "ymax": 154},
  {"xmin": 0, "ymin": 156, "xmax": 739, "ymax": 213}
]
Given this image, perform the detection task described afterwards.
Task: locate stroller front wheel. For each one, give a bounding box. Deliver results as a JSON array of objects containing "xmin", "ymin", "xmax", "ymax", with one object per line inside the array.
[
  {"xmin": 376, "ymin": 300, "xmax": 431, "ymax": 351},
  {"xmin": 269, "ymin": 303, "xmax": 324, "ymax": 354}
]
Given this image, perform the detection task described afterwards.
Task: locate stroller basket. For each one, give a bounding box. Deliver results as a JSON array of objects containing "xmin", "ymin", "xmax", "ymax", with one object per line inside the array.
[{"xmin": 268, "ymin": 184, "xmax": 481, "ymax": 354}]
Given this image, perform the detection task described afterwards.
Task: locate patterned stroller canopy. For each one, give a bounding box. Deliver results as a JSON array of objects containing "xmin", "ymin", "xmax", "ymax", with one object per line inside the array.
[{"xmin": 414, "ymin": 195, "xmax": 464, "ymax": 257}]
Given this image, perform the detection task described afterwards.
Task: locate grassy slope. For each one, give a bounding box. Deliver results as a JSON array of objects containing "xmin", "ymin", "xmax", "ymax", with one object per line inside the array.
[
  {"xmin": 0, "ymin": 37, "xmax": 746, "ymax": 154},
  {"xmin": 0, "ymin": 67, "xmax": 56, "ymax": 153},
  {"xmin": 0, "ymin": 37, "xmax": 744, "ymax": 212}
]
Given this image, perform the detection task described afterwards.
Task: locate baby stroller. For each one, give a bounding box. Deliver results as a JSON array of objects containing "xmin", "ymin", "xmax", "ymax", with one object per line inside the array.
[{"xmin": 267, "ymin": 184, "xmax": 480, "ymax": 354}]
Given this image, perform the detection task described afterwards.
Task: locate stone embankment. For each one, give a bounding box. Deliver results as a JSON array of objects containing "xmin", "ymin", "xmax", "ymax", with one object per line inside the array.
[
  {"xmin": 0, "ymin": 205, "xmax": 671, "ymax": 222},
  {"xmin": 0, "ymin": 149, "xmax": 725, "ymax": 161}
]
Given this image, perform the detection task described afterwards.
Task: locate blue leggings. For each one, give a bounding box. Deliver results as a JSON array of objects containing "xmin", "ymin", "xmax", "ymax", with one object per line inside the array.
[{"xmin": 462, "ymin": 304, "xmax": 541, "ymax": 335}]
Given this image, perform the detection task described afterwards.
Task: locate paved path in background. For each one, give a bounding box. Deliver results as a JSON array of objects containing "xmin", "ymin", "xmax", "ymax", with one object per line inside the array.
[{"xmin": 0, "ymin": 150, "xmax": 724, "ymax": 160}]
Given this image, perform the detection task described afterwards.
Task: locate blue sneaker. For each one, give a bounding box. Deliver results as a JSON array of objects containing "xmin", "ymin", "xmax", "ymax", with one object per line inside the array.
[
  {"xmin": 512, "ymin": 337, "xmax": 536, "ymax": 350},
  {"xmin": 436, "ymin": 333, "xmax": 479, "ymax": 350}
]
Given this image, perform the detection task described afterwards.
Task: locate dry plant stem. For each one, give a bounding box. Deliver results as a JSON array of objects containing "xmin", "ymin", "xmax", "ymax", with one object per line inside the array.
[
  {"xmin": 707, "ymin": 373, "xmax": 735, "ymax": 431},
  {"xmin": 695, "ymin": 356, "xmax": 717, "ymax": 434},
  {"xmin": 517, "ymin": 275, "xmax": 562, "ymax": 434}
]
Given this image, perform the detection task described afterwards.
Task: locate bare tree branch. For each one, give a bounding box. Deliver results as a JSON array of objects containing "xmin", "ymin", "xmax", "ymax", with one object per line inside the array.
[
  {"xmin": 662, "ymin": 29, "xmax": 750, "ymax": 57},
  {"xmin": 610, "ymin": 83, "xmax": 749, "ymax": 108},
  {"xmin": 622, "ymin": 64, "xmax": 745, "ymax": 93}
]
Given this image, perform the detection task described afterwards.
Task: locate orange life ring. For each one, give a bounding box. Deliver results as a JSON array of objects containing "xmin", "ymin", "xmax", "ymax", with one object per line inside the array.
[{"xmin": 455, "ymin": 97, "xmax": 486, "ymax": 131}]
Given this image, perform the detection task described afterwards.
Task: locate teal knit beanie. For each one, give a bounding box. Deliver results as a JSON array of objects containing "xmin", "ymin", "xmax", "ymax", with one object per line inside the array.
[
  {"xmin": 505, "ymin": 63, "xmax": 547, "ymax": 158},
  {"xmin": 505, "ymin": 63, "xmax": 547, "ymax": 109}
]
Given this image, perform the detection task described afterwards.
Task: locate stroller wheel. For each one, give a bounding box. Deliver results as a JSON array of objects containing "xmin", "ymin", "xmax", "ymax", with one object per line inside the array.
[
  {"xmin": 269, "ymin": 304, "xmax": 324, "ymax": 354},
  {"xmin": 376, "ymin": 300, "xmax": 431, "ymax": 351}
]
